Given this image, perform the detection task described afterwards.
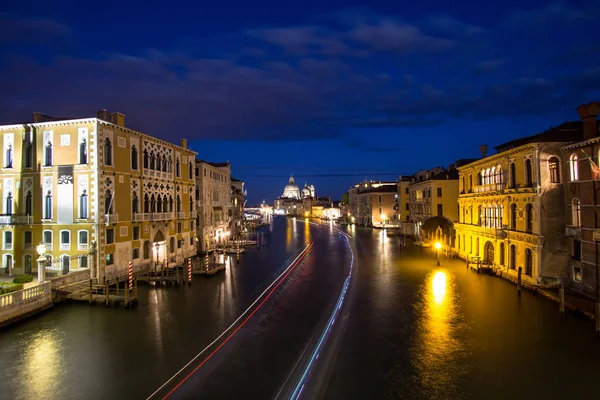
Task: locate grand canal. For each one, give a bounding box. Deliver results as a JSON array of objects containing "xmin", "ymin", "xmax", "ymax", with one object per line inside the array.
[{"xmin": 1, "ymin": 217, "xmax": 600, "ymax": 399}]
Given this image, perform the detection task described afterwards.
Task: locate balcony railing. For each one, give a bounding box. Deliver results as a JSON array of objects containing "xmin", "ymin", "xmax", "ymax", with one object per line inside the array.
[
  {"xmin": 0, "ymin": 215, "xmax": 33, "ymax": 225},
  {"xmin": 190, "ymin": 211, "xmax": 197, "ymax": 218},
  {"xmin": 105, "ymin": 213, "xmax": 119, "ymax": 224},
  {"xmin": 177, "ymin": 212, "xmax": 186, "ymax": 219},
  {"xmin": 153, "ymin": 212, "xmax": 174, "ymax": 221},
  {"xmin": 473, "ymin": 182, "xmax": 506, "ymax": 193},
  {"xmin": 133, "ymin": 213, "xmax": 147, "ymax": 222},
  {"xmin": 3, "ymin": 243, "xmax": 12, "ymax": 250},
  {"xmin": 59, "ymin": 243, "xmax": 70, "ymax": 251},
  {"xmin": 78, "ymin": 243, "xmax": 89, "ymax": 251},
  {"xmin": 565, "ymin": 225, "xmax": 581, "ymax": 237}
]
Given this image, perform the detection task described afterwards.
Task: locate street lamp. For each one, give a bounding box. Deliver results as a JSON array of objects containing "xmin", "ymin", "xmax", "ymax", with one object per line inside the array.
[
  {"xmin": 36, "ymin": 243, "xmax": 47, "ymax": 283},
  {"xmin": 435, "ymin": 241, "xmax": 442, "ymax": 266},
  {"xmin": 155, "ymin": 243, "xmax": 160, "ymax": 272},
  {"xmin": 381, "ymin": 214, "xmax": 387, "ymax": 228}
]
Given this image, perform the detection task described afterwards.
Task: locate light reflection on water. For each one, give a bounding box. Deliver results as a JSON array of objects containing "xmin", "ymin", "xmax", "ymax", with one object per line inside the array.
[
  {"xmin": 413, "ymin": 269, "xmax": 466, "ymax": 398},
  {"xmin": 22, "ymin": 329, "xmax": 62, "ymax": 399},
  {"xmin": 304, "ymin": 219, "xmax": 311, "ymax": 244}
]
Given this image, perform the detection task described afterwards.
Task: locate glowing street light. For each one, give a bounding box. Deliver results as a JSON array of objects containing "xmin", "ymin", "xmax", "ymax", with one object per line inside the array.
[{"xmin": 435, "ymin": 241, "xmax": 442, "ymax": 266}]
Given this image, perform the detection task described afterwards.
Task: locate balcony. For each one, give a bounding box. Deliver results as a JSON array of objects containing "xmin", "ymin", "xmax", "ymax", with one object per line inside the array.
[
  {"xmin": 105, "ymin": 213, "xmax": 119, "ymax": 224},
  {"xmin": 60, "ymin": 243, "xmax": 70, "ymax": 251},
  {"xmin": 473, "ymin": 182, "xmax": 506, "ymax": 193},
  {"xmin": 133, "ymin": 213, "xmax": 147, "ymax": 222},
  {"xmin": 78, "ymin": 243, "xmax": 89, "ymax": 251},
  {"xmin": 177, "ymin": 212, "xmax": 186, "ymax": 219},
  {"xmin": 565, "ymin": 225, "xmax": 581, "ymax": 237},
  {"xmin": 152, "ymin": 212, "xmax": 174, "ymax": 221},
  {"xmin": 0, "ymin": 215, "xmax": 33, "ymax": 225}
]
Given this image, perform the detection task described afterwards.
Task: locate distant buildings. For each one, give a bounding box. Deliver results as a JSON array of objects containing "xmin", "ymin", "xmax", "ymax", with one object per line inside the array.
[
  {"xmin": 347, "ymin": 181, "xmax": 397, "ymax": 227},
  {"xmin": 274, "ymin": 175, "xmax": 333, "ymax": 217}
]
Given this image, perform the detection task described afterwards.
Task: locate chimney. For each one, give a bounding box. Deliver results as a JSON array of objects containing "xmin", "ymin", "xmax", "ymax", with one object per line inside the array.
[
  {"xmin": 180, "ymin": 138, "xmax": 188, "ymax": 148},
  {"xmin": 479, "ymin": 144, "xmax": 488, "ymax": 158},
  {"xmin": 33, "ymin": 112, "xmax": 50, "ymax": 123},
  {"xmin": 113, "ymin": 112, "xmax": 126, "ymax": 127},
  {"xmin": 578, "ymin": 102, "xmax": 600, "ymax": 140}
]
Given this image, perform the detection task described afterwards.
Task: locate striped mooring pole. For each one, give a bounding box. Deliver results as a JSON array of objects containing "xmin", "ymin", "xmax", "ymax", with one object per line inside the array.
[
  {"xmin": 187, "ymin": 258, "xmax": 192, "ymax": 284},
  {"xmin": 205, "ymin": 249, "xmax": 209, "ymax": 270},
  {"xmin": 128, "ymin": 261, "xmax": 133, "ymax": 291}
]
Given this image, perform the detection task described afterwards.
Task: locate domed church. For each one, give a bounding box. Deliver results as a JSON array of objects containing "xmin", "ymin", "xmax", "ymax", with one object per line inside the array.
[{"xmin": 282, "ymin": 176, "xmax": 301, "ymax": 199}]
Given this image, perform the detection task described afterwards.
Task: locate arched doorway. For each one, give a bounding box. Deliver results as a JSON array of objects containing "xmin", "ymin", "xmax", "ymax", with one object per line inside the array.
[
  {"xmin": 484, "ymin": 241, "xmax": 494, "ymax": 264},
  {"xmin": 152, "ymin": 230, "xmax": 167, "ymax": 265}
]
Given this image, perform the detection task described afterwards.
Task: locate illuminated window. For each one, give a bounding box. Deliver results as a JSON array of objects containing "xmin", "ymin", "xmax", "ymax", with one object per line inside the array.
[
  {"xmin": 525, "ymin": 159, "xmax": 533, "ymax": 187},
  {"xmin": 526, "ymin": 204, "xmax": 533, "ymax": 233},
  {"xmin": 510, "ymin": 245, "xmax": 516, "ymax": 269},
  {"xmin": 548, "ymin": 157, "xmax": 560, "ymax": 183},
  {"xmin": 510, "ymin": 203, "xmax": 517, "ymax": 230},
  {"xmin": 499, "ymin": 242, "xmax": 505, "ymax": 265},
  {"xmin": 572, "ymin": 198, "xmax": 581, "ymax": 226},
  {"xmin": 5, "ymin": 144, "xmax": 12, "ymax": 168},
  {"xmin": 569, "ymin": 154, "xmax": 579, "ymax": 181}
]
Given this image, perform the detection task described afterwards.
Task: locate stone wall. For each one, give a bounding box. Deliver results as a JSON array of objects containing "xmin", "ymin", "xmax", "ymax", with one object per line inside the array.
[{"xmin": 0, "ymin": 282, "xmax": 53, "ymax": 327}]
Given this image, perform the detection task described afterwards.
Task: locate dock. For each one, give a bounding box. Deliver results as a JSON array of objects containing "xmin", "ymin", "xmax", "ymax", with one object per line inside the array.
[
  {"xmin": 137, "ymin": 266, "xmax": 187, "ymax": 286},
  {"xmin": 193, "ymin": 262, "xmax": 226, "ymax": 276},
  {"xmin": 62, "ymin": 276, "xmax": 139, "ymax": 307}
]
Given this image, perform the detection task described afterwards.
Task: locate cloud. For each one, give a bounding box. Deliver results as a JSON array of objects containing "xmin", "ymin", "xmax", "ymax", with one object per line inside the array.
[
  {"xmin": 422, "ymin": 15, "xmax": 485, "ymax": 36},
  {"xmin": 503, "ymin": 1, "xmax": 588, "ymax": 30},
  {"xmin": 0, "ymin": 13, "xmax": 70, "ymax": 44},
  {"xmin": 474, "ymin": 59, "xmax": 507, "ymax": 73},
  {"xmin": 247, "ymin": 25, "xmax": 347, "ymax": 55}
]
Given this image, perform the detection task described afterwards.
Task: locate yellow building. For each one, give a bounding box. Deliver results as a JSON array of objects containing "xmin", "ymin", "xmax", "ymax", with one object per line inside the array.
[
  {"xmin": 348, "ymin": 181, "xmax": 397, "ymax": 227},
  {"xmin": 0, "ymin": 110, "xmax": 197, "ymax": 279},
  {"xmin": 455, "ymin": 124, "xmax": 582, "ymax": 284}
]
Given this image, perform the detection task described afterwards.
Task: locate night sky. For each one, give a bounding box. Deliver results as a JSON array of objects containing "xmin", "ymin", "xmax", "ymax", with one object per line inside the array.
[{"xmin": 2, "ymin": 1, "xmax": 600, "ymax": 204}]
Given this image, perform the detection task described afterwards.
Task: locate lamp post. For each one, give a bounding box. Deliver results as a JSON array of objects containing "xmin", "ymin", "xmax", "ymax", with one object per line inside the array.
[
  {"xmin": 435, "ymin": 241, "xmax": 442, "ymax": 266},
  {"xmin": 36, "ymin": 243, "xmax": 47, "ymax": 283}
]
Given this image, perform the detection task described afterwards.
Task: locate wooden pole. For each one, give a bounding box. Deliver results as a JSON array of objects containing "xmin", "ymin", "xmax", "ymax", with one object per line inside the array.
[
  {"xmin": 116, "ymin": 276, "xmax": 119, "ymax": 296},
  {"xmin": 105, "ymin": 281, "xmax": 109, "ymax": 306},
  {"xmin": 89, "ymin": 279, "xmax": 92, "ymax": 304},
  {"xmin": 125, "ymin": 282, "xmax": 129, "ymax": 307},
  {"xmin": 559, "ymin": 284, "xmax": 565, "ymax": 319},
  {"xmin": 134, "ymin": 278, "xmax": 138, "ymax": 299},
  {"xmin": 517, "ymin": 266, "xmax": 522, "ymax": 296}
]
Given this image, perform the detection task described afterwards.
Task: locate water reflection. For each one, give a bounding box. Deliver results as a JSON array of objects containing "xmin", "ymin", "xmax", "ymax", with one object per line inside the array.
[
  {"xmin": 304, "ymin": 219, "xmax": 311, "ymax": 244},
  {"xmin": 286, "ymin": 222, "xmax": 293, "ymax": 249},
  {"xmin": 413, "ymin": 269, "xmax": 464, "ymax": 397},
  {"xmin": 22, "ymin": 329, "xmax": 61, "ymax": 399}
]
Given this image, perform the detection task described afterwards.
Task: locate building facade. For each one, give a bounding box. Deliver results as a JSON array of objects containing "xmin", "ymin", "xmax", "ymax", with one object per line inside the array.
[
  {"xmin": 560, "ymin": 102, "xmax": 600, "ymax": 295},
  {"xmin": 195, "ymin": 160, "xmax": 232, "ymax": 251},
  {"xmin": 347, "ymin": 181, "xmax": 397, "ymax": 227},
  {"xmin": 231, "ymin": 178, "xmax": 245, "ymax": 239},
  {"xmin": 0, "ymin": 110, "xmax": 197, "ymax": 278},
  {"xmin": 455, "ymin": 123, "xmax": 583, "ymax": 284}
]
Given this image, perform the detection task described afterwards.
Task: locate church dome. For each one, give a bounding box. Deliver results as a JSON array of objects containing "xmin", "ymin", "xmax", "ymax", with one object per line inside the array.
[
  {"xmin": 302, "ymin": 186, "xmax": 311, "ymax": 198},
  {"xmin": 282, "ymin": 176, "xmax": 301, "ymax": 199}
]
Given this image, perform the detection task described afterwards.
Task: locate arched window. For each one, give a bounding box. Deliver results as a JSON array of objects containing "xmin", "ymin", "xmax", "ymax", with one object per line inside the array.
[
  {"xmin": 510, "ymin": 203, "xmax": 517, "ymax": 230},
  {"xmin": 5, "ymin": 192, "xmax": 12, "ymax": 215},
  {"xmin": 176, "ymin": 159, "xmax": 181, "ymax": 177},
  {"xmin": 162, "ymin": 156, "xmax": 167, "ymax": 172},
  {"xmin": 477, "ymin": 171, "xmax": 482, "ymax": 186},
  {"xmin": 168, "ymin": 157, "xmax": 173, "ymax": 173},
  {"xmin": 150, "ymin": 152, "xmax": 155, "ymax": 170},
  {"xmin": 490, "ymin": 167, "xmax": 496, "ymax": 184},
  {"xmin": 572, "ymin": 198, "xmax": 581, "ymax": 226},
  {"xmin": 131, "ymin": 146, "xmax": 138, "ymax": 170},
  {"xmin": 44, "ymin": 141, "xmax": 53, "ymax": 166},
  {"xmin": 144, "ymin": 194, "xmax": 149, "ymax": 213},
  {"xmin": 169, "ymin": 196, "xmax": 173, "ymax": 212},
  {"xmin": 498, "ymin": 204, "xmax": 504, "ymax": 228},
  {"xmin": 44, "ymin": 190, "xmax": 52, "ymax": 219},
  {"xmin": 548, "ymin": 156, "xmax": 560, "ymax": 183},
  {"xmin": 143, "ymin": 150, "xmax": 149, "ymax": 169},
  {"xmin": 79, "ymin": 190, "xmax": 88, "ymax": 219},
  {"xmin": 79, "ymin": 138, "xmax": 87, "ymax": 164},
  {"xmin": 526, "ymin": 204, "xmax": 533, "ymax": 233},
  {"xmin": 132, "ymin": 193, "xmax": 139, "ymax": 214},
  {"xmin": 525, "ymin": 249, "xmax": 533, "ymax": 276},
  {"xmin": 486, "ymin": 168, "xmax": 491, "ymax": 185},
  {"xmin": 176, "ymin": 195, "xmax": 181, "ymax": 213},
  {"xmin": 525, "ymin": 159, "xmax": 533, "ymax": 187},
  {"xmin": 189, "ymin": 196, "xmax": 193, "ymax": 213},
  {"xmin": 25, "ymin": 191, "xmax": 32, "ymax": 216},
  {"xmin": 104, "ymin": 138, "xmax": 112, "ymax": 166},
  {"xmin": 510, "ymin": 162, "xmax": 516, "ymax": 188},
  {"xmin": 157, "ymin": 195, "xmax": 163, "ymax": 213},
  {"xmin": 150, "ymin": 195, "xmax": 156, "ymax": 213},
  {"xmin": 478, "ymin": 205, "xmax": 483, "ymax": 226},
  {"xmin": 497, "ymin": 165, "xmax": 503, "ymax": 184},
  {"xmin": 24, "ymin": 143, "xmax": 32, "ymax": 168},
  {"xmin": 510, "ymin": 245, "xmax": 516, "ymax": 269},
  {"xmin": 5, "ymin": 144, "xmax": 12, "ymax": 168},
  {"xmin": 4, "ymin": 231, "xmax": 12, "ymax": 249},
  {"xmin": 163, "ymin": 196, "xmax": 168, "ymax": 213},
  {"xmin": 104, "ymin": 190, "xmax": 113, "ymax": 214},
  {"xmin": 499, "ymin": 242, "xmax": 505, "ymax": 265},
  {"xmin": 570, "ymin": 154, "xmax": 579, "ymax": 181},
  {"xmin": 189, "ymin": 163, "xmax": 193, "ymax": 179}
]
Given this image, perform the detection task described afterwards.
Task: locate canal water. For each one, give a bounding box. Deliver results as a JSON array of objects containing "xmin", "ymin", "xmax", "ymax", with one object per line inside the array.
[{"xmin": 2, "ymin": 218, "xmax": 600, "ymax": 400}]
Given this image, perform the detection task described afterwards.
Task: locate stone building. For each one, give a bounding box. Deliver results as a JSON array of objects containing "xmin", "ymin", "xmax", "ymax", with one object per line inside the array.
[
  {"xmin": 0, "ymin": 110, "xmax": 197, "ymax": 278},
  {"xmin": 560, "ymin": 102, "xmax": 600, "ymax": 295},
  {"xmin": 274, "ymin": 175, "xmax": 319, "ymax": 216},
  {"xmin": 347, "ymin": 181, "xmax": 397, "ymax": 227},
  {"xmin": 455, "ymin": 122, "xmax": 583, "ymax": 285},
  {"xmin": 231, "ymin": 177, "xmax": 245, "ymax": 239},
  {"xmin": 195, "ymin": 160, "xmax": 232, "ymax": 252}
]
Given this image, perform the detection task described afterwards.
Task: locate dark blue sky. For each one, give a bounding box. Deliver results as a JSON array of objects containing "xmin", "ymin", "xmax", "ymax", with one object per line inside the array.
[{"xmin": 2, "ymin": 1, "xmax": 600, "ymax": 204}]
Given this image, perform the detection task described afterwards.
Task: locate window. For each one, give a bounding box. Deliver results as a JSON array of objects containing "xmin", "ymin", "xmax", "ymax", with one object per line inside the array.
[
  {"xmin": 478, "ymin": 205, "xmax": 483, "ymax": 226},
  {"xmin": 177, "ymin": 239, "xmax": 183, "ymax": 249},
  {"xmin": 4, "ymin": 231, "xmax": 12, "ymax": 249},
  {"xmin": 105, "ymin": 190, "xmax": 113, "ymax": 214},
  {"xmin": 189, "ymin": 196, "xmax": 193, "ymax": 213},
  {"xmin": 190, "ymin": 237, "xmax": 194, "ymax": 246},
  {"xmin": 44, "ymin": 191, "xmax": 52, "ymax": 219},
  {"xmin": 525, "ymin": 159, "xmax": 533, "ymax": 187},
  {"xmin": 168, "ymin": 157, "xmax": 173, "ymax": 173},
  {"xmin": 437, "ymin": 204, "xmax": 443, "ymax": 216},
  {"xmin": 106, "ymin": 228, "xmax": 114, "ymax": 244},
  {"xmin": 569, "ymin": 154, "xmax": 579, "ymax": 181},
  {"xmin": 510, "ymin": 203, "xmax": 517, "ymax": 230},
  {"xmin": 143, "ymin": 150, "xmax": 149, "ymax": 169},
  {"xmin": 189, "ymin": 163, "xmax": 193, "ymax": 178},
  {"xmin": 5, "ymin": 144, "xmax": 12, "ymax": 168},
  {"xmin": 191, "ymin": 221, "xmax": 195, "ymax": 231},
  {"xmin": 24, "ymin": 255, "xmax": 32, "ymax": 274},
  {"xmin": 80, "ymin": 256, "xmax": 88, "ymax": 269},
  {"xmin": 573, "ymin": 239, "xmax": 582, "ymax": 260},
  {"xmin": 79, "ymin": 138, "xmax": 87, "ymax": 164},
  {"xmin": 378, "ymin": 195, "xmax": 382, "ymax": 203},
  {"xmin": 25, "ymin": 191, "xmax": 32, "ymax": 216},
  {"xmin": 104, "ymin": 138, "xmax": 113, "ymax": 166},
  {"xmin": 525, "ymin": 204, "xmax": 533, "ymax": 233},
  {"xmin": 499, "ymin": 242, "xmax": 505, "ymax": 265},
  {"xmin": 43, "ymin": 230, "xmax": 52, "ymax": 248},
  {"xmin": 5, "ymin": 192, "xmax": 12, "ymax": 214},
  {"xmin": 177, "ymin": 222, "xmax": 182, "ymax": 233},
  {"xmin": 131, "ymin": 146, "xmax": 138, "ymax": 170},
  {"xmin": 170, "ymin": 237, "xmax": 175, "ymax": 252},
  {"xmin": 24, "ymin": 231, "xmax": 32, "ymax": 249},
  {"xmin": 43, "ymin": 142, "xmax": 52, "ymax": 166},
  {"xmin": 79, "ymin": 190, "xmax": 88, "ymax": 219},
  {"xmin": 143, "ymin": 241, "xmax": 150, "ymax": 259},
  {"xmin": 176, "ymin": 159, "xmax": 181, "ymax": 177},
  {"xmin": 132, "ymin": 193, "xmax": 139, "ymax": 214},
  {"xmin": 149, "ymin": 152, "xmax": 155, "ymax": 170},
  {"xmin": 176, "ymin": 196, "xmax": 180, "ymax": 213},
  {"xmin": 510, "ymin": 162, "xmax": 516, "ymax": 188},
  {"xmin": 132, "ymin": 248, "xmax": 140, "ymax": 259},
  {"xmin": 572, "ymin": 198, "xmax": 581, "ymax": 227},
  {"xmin": 405, "ymin": 203, "xmax": 409, "ymax": 211},
  {"xmin": 79, "ymin": 231, "xmax": 88, "ymax": 248},
  {"xmin": 437, "ymin": 188, "xmax": 442, "ymax": 197},
  {"xmin": 106, "ymin": 253, "xmax": 114, "ymax": 265},
  {"xmin": 60, "ymin": 230, "xmax": 70, "ymax": 250},
  {"xmin": 510, "ymin": 244, "xmax": 516, "ymax": 269},
  {"xmin": 525, "ymin": 249, "xmax": 533, "ymax": 276},
  {"xmin": 144, "ymin": 194, "xmax": 149, "ymax": 213},
  {"xmin": 24, "ymin": 143, "xmax": 32, "ymax": 168},
  {"xmin": 498, "ymin": 205, "xmax": 504, "ymax": 228},
  {"xmin": 548, "ymin": 157, "xmax": 560, "ymax": 183},
  {"xmin": 573, "ymin": 266, "xmax": 582, "ymax": 283}
]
